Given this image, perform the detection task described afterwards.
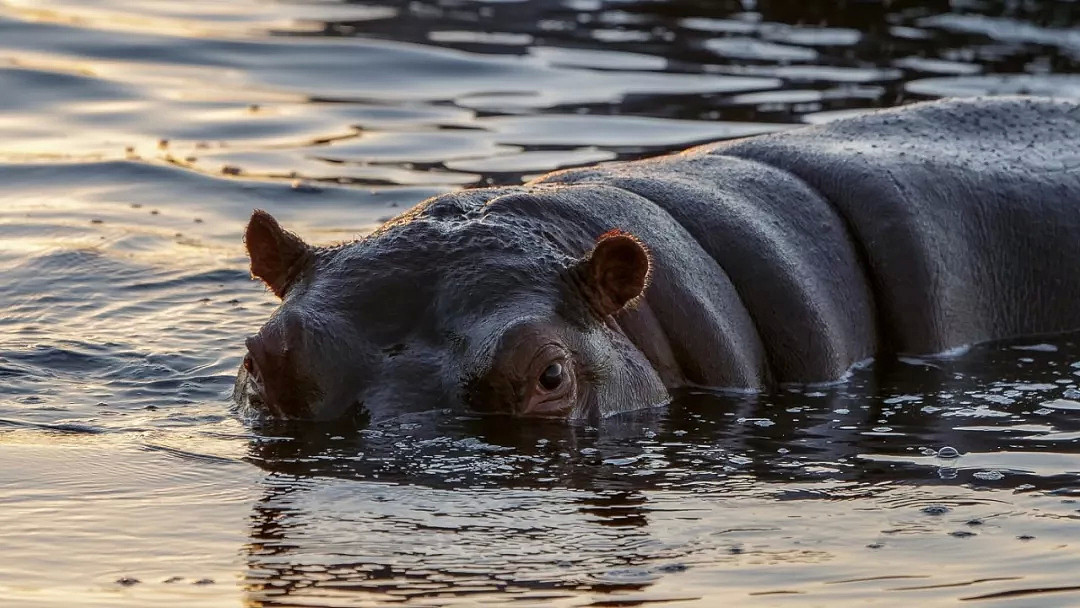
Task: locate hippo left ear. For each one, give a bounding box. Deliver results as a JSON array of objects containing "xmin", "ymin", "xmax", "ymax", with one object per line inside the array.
[
  {"xmin": 244, "ymin": 209, "xmax": 312, "ymax": 298},
  {"xmin": 578, "ymin": 230, "xmax": 652, "ymax": 317}
]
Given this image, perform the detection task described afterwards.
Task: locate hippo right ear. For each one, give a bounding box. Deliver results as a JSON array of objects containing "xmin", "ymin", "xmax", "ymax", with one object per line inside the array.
[
  {"xmin": 578, "ymin": 230, "xmax": 652, "ymax": 317},
  {"xmin": 244, "ymin": 209, "xmax": 311, "ymax": 298}
]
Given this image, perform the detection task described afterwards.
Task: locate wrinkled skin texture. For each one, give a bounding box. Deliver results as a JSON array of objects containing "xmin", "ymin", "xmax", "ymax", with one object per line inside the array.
[{"xmin": 236, "ymin": 97, "xmax": 1080, "ymax": 423}]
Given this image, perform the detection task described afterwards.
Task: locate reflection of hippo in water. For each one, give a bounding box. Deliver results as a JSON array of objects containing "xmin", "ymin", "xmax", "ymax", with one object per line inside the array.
[{"xmin": 235, "ymin": 96, "xmax": 1080, "ymax": 422}]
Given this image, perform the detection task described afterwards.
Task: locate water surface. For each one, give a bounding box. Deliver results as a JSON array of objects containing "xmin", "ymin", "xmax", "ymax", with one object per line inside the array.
[{"xmin": 3, "ymin": 0, "xmax": 1080, "ymax": 606}]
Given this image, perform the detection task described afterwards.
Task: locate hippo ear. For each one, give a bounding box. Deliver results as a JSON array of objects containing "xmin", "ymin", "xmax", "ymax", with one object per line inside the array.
[
  {"xmin": 244, "ymin": 209, "xmax": 311, "ymax": 298},
  {"xmin": 579, "ymin": 230, "xmax": 652, "ymax": 317}
]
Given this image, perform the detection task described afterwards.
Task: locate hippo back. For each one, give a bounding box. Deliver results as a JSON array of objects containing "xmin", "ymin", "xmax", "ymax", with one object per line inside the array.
[
  {"xmin": 711, "ymin": 96, "xmax": 1080, "ymax": 354},
  {"xmin": 540, "ymin": 97, "xmax": 1080, "ymax": 380}
]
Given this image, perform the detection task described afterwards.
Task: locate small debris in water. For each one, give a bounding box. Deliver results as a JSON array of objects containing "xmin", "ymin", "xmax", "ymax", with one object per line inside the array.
[
  {"xmin": 221, "ymin": 165, "xmax": 242, "ymax": 176},
  {"xmin": 1017, "ymin": 535, "xmax": 1036, "ymax": 541},
  {"xmin": 116, "ymin": 576, "xmax": 140, "ymax": 586},
  {"xmin": 950, "ymin": 530, "xmax": 977, "ymax": 538},
  {"xmin": 921, "ymin": 504, "xmax": 951, "ymax": 516},
  {"xmin": 162, "ymin": 576, "xmax": 183, "ymax": 584},
  {"xmin": 291, "ymin": 179, "xmax": 322, "ymax": 193},
  {"xmin": 193, "ymin": 578, "xmax": 215, "ymax": 585}
]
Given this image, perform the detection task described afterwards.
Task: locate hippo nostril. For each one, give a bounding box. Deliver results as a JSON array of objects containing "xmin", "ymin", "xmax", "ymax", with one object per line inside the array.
[{"xmin": 243, "ymin": 353, "xmax": 255, "ymax": 374}]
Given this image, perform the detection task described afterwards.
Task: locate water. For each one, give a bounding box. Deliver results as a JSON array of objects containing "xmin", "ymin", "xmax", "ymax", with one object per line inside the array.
[{"xmin": 3, "ymin": 0, "xmax": 1080, "ymax": 605}]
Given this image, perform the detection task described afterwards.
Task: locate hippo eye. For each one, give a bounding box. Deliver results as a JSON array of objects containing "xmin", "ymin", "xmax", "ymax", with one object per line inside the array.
[{"xmin": 539, "ymin": 362, "xmax": 564, "ymax": 391}]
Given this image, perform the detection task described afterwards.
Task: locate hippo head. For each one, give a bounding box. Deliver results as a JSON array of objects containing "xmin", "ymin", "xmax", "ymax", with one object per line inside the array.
[{"xmin": 234, "ymin": 203, "xmax": 669, "ymax": 424}]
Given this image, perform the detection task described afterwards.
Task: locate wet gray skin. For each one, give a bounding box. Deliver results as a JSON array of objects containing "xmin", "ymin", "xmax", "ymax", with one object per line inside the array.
[{"xmin": 236, "ymin": 96, "xmax": 1080, "ymax": 423}]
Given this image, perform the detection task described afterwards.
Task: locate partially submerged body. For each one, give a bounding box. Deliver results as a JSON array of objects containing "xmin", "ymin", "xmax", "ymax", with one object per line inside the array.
[{"xmin": 235, "ymin": 96, "xmax": 1080, "ymax": 423}]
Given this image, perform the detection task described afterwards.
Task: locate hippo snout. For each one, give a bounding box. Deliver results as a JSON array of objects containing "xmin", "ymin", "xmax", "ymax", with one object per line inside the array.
[{"xmin": 237, "ymin": 334, "xmax": 317, "ymax": 419}]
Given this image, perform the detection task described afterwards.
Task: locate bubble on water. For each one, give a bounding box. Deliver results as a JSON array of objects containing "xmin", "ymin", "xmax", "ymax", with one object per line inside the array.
[
  {"xmin": 1063, "ymin": 389, "xmax": 1080, "ymax": 399},
  {"xmin": 602, "ymin": 456, "xmax": 641, "ymax": 466},
  {"xmin": 1034, "ymin": 408, "xmax": 1054, "ymax": 415},
  {"xmin": 973, "ymin": 470, "xmax": 1005, "ymax": 481},
  {"xmin": 1013, "ymin": 383, "xmax": 1057, "ymax": 391},
  {"xmin": 884, "ymin": 395, "xmax": 922, "ymax": 404},
  {"xmin": 460, "ymin": 438, "xmax": 514, "ymax": 453},
  {"xmin": 579, "ymin": 447, "xmax": 599, "ymax": 456},
  {"xmin": 1011, "ymin": 343, "xmax": 1058, "ymax": 352},
  {"xmin": 1041, "ymin": 399, "xmax": 1080, "ymax": 411},
  {"xmin": 937, "ymin": 446, "xmax": 961, "ymax": 458}
]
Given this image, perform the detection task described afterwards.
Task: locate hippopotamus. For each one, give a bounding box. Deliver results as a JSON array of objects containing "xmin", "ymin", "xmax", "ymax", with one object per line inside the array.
[{"xmin": 234, "ymin": 96, "xmax": 1080, "ymax": 423}]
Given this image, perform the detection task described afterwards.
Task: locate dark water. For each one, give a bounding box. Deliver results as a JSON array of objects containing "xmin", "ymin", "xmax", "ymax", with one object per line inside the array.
[{"xmin": 3, "ymin": 0, "xmax": 1080, "ymax": 605}]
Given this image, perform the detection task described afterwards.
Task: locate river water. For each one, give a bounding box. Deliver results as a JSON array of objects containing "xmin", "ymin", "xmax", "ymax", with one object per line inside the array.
[{"xmin": 2, "ymin": 0, "xmax": 1080, "ymax": 606}]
